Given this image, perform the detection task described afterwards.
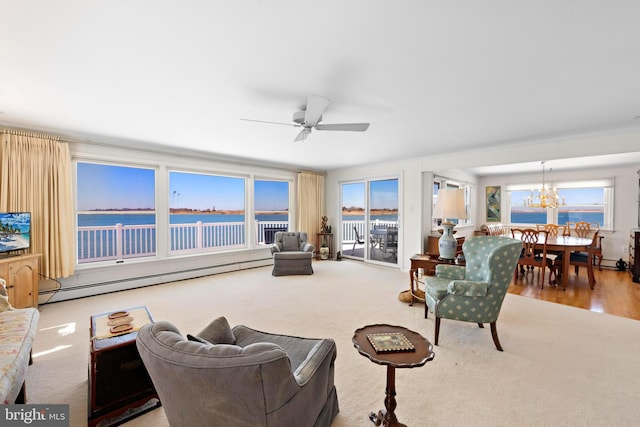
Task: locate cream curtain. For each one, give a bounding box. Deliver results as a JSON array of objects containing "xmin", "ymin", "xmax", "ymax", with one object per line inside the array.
[
  {"xmin": 0, "ymin": 130, "xmax": 75, "ymax": 278},
  {"xmin": 297, "ymin": 172, "xmax": 325, "ymax": 240}
]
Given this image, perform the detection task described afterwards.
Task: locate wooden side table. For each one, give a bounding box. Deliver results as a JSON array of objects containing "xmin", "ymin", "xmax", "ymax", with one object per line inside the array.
[
  {"xmin": 88, "ymin": 306, "xmax": 160, "ymax": 427},
  {"xmin": 409, "ymin": 254, "xmax": 464, "ymax": 305},
  {"xmin": 353, "ymin": 324, "xmax": 435, "ymax": 427}
]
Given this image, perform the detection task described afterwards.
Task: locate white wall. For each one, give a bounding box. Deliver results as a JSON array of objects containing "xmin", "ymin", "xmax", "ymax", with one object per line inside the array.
[{"xmin": 326, "ymin": 127, "xmax": 640, "ymax": 272}]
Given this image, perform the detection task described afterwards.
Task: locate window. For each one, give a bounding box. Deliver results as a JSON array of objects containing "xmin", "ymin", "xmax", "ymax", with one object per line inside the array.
[
  {"xmin": 432, "ymin": 176, "xmax": 472, "ymax": 228},
  {"xmin": 507, "ymin": 179, "xmax": 613, "ymax": 228},
  {"xmin": 76, "ymin": 162, "xmax": 156, "ymax": 264},
  {"xmin": 169, "ymin": 171, "xmax": 245, "ymax": 253},
  {"xmin": 76, "ymin": 159, "xmax": 293, "ymax": 266},
  {"xmin": 254, "ymin": 180, "xmax": 289, "ymax": 245}
]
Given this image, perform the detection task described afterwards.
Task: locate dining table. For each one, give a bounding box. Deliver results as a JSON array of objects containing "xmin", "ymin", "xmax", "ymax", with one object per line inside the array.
[
  {"xmin": 370, "ymin": 227, "xmax": 398, "ymax": 253},
  {"xmin": 513, "ymin": 232, "xmax": 593, "ymax": 287}
]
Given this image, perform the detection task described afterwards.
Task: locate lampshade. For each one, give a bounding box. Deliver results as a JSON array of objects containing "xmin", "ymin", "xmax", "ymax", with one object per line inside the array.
[
  {"xmin": 433, "ymin": 189, "xmax": 467, "ymax": 222},
  {"xmin": 432, "ymin": 188, "xmax": 466, "ymax": 260}
]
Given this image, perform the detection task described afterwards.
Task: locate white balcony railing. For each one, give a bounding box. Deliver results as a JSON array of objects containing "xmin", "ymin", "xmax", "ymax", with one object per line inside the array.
[
  {"xmin": 77, "ymin": 220, "xmax": 289, "ymax": 263},
  {"xmin": 77, "ymin": 219, "xmax": 396, "ymax": 263}
]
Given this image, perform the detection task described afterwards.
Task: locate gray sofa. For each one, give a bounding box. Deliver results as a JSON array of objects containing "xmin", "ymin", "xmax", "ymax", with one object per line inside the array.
[
  {"xmin": 136, "ymin": 318, "xmax": 339, "ymax": 427},
  {"xmin": 270, "ymin": 231, "xmax": 315, "ymax": 276}
]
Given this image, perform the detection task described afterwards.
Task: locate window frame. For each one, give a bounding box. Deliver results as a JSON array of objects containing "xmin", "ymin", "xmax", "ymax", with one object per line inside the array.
[
  {"xmin": 505, "ymin": 178, "xmax": 613, "ymax": 229},
  {"xmin": 432, "ymin": 176, "xmax": 473, "ymax": 230},
  {"xmin": 74, "ymin": 157, "xmax": 295, "ymax": 268}
]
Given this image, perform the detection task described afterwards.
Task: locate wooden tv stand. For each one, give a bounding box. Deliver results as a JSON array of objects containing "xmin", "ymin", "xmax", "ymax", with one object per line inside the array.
[{"xmin": 0, "ymin": 253, "xmax": 40, "ymax": 308}]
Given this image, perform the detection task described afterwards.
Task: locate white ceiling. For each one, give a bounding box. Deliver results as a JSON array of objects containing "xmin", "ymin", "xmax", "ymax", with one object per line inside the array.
[{"xmin": 1, "ymin": 1, "xmax": 640, "ymax": 171}]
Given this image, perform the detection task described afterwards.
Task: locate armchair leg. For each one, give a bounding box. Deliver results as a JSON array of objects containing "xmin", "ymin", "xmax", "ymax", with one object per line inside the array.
[
  {"xmin": 434, "ymin": 317, "xmax": 440, "ymax": 346},
  {"xmin": 477, "ymin": 323, "xmax": 484, "ymax": 328},
  {"xmin": 490, "ymin": 322, "xmax": 503, "ymax": 352}
]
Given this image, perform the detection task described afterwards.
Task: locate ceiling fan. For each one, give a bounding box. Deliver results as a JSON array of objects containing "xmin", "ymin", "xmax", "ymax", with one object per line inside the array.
[{"xmin": 241, "ymin": 94, "xmax": 370, "ymax": 142}]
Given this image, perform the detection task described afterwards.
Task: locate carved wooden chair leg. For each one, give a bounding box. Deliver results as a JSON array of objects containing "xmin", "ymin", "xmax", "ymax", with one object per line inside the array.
[
  {"xmin": 490, "ymin": 322, "xmax": 503, "ymax": 352},
  {"xmin": 477, "ymin": 323, "xmax": 484, "ymax": 328},
  {"xmin": 434, "ymin": 317, "xmax": 441, "ymax": 346}
]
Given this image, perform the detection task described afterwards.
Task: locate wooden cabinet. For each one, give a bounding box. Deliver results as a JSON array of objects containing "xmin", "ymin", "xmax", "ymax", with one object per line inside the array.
[
  {"xmin": 426, "ymin": 235, "xmax": 464, "ymax": 258},
  {"xmin": 630, "ymin": 229, "xmax": 640, "ymax": 283},
  {"xmin": 89, "ymin": 306, "xmax": 159, "ymax": 426},
  {"xmin": 0, "ymin": 254, "xmax": 40, "ymax": 308}
]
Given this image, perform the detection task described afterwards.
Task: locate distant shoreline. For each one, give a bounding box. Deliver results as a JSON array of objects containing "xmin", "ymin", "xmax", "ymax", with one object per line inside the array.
[
  {"xmin": 79, "ymin": 210, "xmax": 288, "ymax": 215},
  {"xmin": 342, "ymin": 209, "xmax": 398, "ymax": 216}
]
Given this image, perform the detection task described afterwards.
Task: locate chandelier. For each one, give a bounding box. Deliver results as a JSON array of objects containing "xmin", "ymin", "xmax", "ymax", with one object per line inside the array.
[{"xmin": 524, "ymin": 161, "xmax": 565, "ymax": 209}]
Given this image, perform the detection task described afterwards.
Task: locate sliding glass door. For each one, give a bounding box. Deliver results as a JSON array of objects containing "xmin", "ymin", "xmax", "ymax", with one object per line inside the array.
[
  {"xmin": 340, "ymin": 178, "xmax": 399, "ymax": 266},
  {"xmin": 369, "ymin": 179, "xmax": 399, "ymax": 265}
]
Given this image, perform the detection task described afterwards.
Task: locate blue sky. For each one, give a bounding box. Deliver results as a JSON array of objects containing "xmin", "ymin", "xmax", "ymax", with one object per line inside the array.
[
  {"xmin": 254, "ymin": 180, "xmax": 289, "ymax": 211},
  {"xmin": 342, "ymin": 179, "xmax": 398, "ymax": 209},
  {"xmin": 77, "ymin": 163, "xmax": 289, "ymax": 211},
  {"xmin": 77, "ymin": 163, "xmax": 155, "ymax": 210},
  {"xmin": 170, "ymin": 172, "xmax": 245, "ymax": 210}
]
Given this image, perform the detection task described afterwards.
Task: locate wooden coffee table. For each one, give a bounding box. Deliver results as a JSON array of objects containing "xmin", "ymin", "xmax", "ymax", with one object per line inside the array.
[{"xmin": 353, "ymin": 324, "xmax": 435, "ymax": 427}]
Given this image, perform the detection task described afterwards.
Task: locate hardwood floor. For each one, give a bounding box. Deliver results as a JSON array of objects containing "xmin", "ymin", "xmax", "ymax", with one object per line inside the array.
[{"xmin": 508, "ymin": 266, "xmax": 640, "ymax": 321}]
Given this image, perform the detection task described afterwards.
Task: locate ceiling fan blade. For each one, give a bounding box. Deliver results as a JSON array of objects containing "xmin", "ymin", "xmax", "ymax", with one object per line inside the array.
[
  {"xmin": 304, "ymin": 95, "xmax": 330, "ymax": 126},
  {"xmin": 294, "ymin": 128, "xmax": 311, "ymax": 142},
  {"xmin": 240, "ymin": 118, "xmax": 299, "ymax": 127},
  {"xmin": 315, "ymin": 123, "xmax": 370, "ymax": 132}
]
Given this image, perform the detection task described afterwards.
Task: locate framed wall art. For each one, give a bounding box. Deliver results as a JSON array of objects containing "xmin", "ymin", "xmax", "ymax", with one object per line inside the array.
[{"xmin": 486, "ymin": 186, "xmax": 501, "ymax": 222}]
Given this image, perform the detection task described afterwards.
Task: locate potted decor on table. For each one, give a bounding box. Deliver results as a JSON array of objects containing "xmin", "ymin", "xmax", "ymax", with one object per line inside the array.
[{"xmin": 320, "ymin": 216, "xmax": 331, "ymax": 260}]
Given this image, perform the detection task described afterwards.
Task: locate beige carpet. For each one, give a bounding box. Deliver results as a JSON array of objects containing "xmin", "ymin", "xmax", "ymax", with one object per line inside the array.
[{"xmin": 27, "ymin": 260, "xmax": 640, "ymax": 426}]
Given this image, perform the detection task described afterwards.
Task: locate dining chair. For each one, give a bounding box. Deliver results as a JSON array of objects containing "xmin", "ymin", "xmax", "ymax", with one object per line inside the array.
[
  {"xmin": 553, "ymin": 230, "xmax": 599, "ymax": 289},
  {"xmin": 564, "ymin": 221, "xmax": 603, "ymax": 271},
  {"xmin": 352, "ymin": 226, "xmax": 364, "ymax": 253},
  {"xmin": 565, "ymin": 221, "xmax": 593, "ymax": 238},
  {"xmin": 511, "ymin": 228, "xmax": 554, "ymax": 288},
  {"xmin": 536, "ymin": 223, "xmax": 564, "ymax": 237},
  {"xmin": 385, "ymin": 224, "xmax": 398, "ymax": 254}
]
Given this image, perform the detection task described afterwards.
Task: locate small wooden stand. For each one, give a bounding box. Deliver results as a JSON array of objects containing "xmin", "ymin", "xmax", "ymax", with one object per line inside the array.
[
  {"xmin": 88, "ymin": 306, "xmax": 160, "ymax": 427},
  {"xmin": 353, "ymin": 324, "xmax": 434, "ymax": 427}
]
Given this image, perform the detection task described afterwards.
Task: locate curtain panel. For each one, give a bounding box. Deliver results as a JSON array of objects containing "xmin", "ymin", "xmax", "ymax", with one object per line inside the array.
[
  {"xmin": 297, "ymin": 172, "xmax": 325, "ymax": 240},
  {"xmin": 0, "ymin": 130, "xmax": 75, "ymax": 278}
]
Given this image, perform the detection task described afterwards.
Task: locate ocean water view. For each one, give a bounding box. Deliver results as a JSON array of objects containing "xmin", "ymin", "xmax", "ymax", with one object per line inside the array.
[
  {"xmin": 511, "ymin": 211, "xmax": 604, "ymax": 225},
  {"xmin": 78, "ymin": 213, "xmax": 289, "ymax": 227}
]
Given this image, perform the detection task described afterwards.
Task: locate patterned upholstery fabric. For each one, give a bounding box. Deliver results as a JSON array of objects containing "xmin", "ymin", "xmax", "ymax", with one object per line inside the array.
[
  {"xmin": 424, "ymin": 236, "xmax": 522, "ymax": 350},
  {"xmin": 0, "ymin": 308, "xmax": 39, "ymax": 403}
]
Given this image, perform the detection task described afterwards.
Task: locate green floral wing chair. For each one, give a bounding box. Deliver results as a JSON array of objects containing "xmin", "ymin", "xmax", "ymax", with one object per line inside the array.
[{"xmin": 423, "ymin": 236, "xmax": 522, "ymax": 351}]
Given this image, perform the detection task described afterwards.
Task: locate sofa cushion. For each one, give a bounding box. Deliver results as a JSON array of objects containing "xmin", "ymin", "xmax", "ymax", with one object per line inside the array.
[
  {"xmin": 196, "ymin": 316, "xmax": 236, "ymax": 344},
  {"xmin": 0, "ymin": 308, "xmax": 39, "ymax": 404},
  {"xmin": 283, "ymin": 235, "xmax": 300, "ymax": 251}
]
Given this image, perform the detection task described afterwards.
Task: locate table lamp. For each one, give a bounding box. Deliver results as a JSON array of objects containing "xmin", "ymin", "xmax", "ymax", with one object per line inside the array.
[{"xmin": 432, "ymin": 188, "xmax": 467, "ymax": 260}]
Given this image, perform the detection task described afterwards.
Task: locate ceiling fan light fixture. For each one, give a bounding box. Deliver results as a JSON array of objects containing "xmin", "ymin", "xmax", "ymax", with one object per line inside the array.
[{"xmin": 243, "ymin": 94, "xmax": 369, "ymax": 142}]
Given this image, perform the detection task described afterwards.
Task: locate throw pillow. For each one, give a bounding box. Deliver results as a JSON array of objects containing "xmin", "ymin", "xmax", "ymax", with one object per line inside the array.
[
  {"xmin": 196, "ymin": 316, "xmax": 236, "ymax": 344},
  {"xmin": 0, "ymin": 278, "xmax": 14, "ymax": 313},
  {"xmin": 282, "ymin": 235, "xmax": 300, "ymax": 251},
  {"xmin": 186, "ymin": 334, "xmax": 210, "ymax": 345}
]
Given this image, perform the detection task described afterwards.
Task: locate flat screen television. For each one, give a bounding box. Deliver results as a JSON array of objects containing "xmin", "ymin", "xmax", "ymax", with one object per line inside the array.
[{"xmin": 0, "ymin": 212, "xmax": 31, "ymax": 254}]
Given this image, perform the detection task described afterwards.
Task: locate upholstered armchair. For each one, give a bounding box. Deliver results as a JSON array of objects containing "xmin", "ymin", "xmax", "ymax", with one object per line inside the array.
[
  {"xmin": 270, "ymin": 231, "xmax": 315, "ymax": 276},
  {"xmin": 136, "ymin": 317, "xmax": 339, "ymax": 427},
  {"xmin": 423, "ymin": 236, "xmax": 522, "ymax": 351}
]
